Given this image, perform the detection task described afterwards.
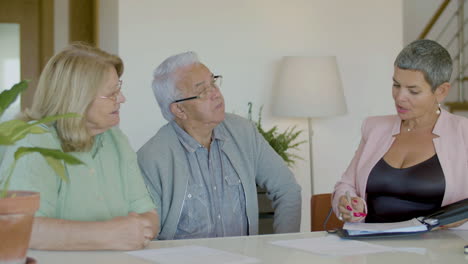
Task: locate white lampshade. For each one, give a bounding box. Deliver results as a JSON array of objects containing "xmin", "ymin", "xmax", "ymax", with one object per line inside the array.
[{"xmin": 273, "ymin": 56, "xmax": 347, "ymax": 118}]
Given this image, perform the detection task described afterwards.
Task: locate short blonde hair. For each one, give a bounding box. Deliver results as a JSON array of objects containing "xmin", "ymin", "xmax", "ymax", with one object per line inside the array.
[{"xmin": 24, "ymin": 43, "xmax": 123, "ymax": 152}]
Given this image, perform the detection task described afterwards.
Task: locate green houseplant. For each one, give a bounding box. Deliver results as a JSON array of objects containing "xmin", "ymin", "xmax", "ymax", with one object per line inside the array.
[
  {"xmin": 0, "ymin": 81, "xmax": 82, "ymax": 263},
  {"xmin": 247, "ymin": 102, "xmax": 305, "ymax": 167}
]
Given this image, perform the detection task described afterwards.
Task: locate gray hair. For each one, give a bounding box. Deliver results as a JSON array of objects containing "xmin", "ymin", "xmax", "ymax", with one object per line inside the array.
[
  {"xmin": 394, "ymin": 39, "xmax": 452, "ymax": 92},
  {"xmin": 152, "ymin": 51, "xmax": 200, "ymax": 121}
]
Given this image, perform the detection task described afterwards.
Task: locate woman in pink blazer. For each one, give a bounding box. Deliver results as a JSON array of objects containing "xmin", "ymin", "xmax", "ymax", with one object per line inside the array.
[{"xmin": 333, "ymin": 39, "xmax": 468, "ymax": 224}]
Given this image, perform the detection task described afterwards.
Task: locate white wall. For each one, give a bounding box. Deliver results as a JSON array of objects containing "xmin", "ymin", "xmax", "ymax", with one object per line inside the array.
[
  {"xmin": 117, "ymin": 0, "xmax": 402, "ymax": 232},
  {"xmin": 403, "ymin": 0, "xmax": 442, "ymax": 45}
]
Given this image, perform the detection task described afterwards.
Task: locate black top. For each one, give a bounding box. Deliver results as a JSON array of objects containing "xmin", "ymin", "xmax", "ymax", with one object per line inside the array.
[{"xmin": 365, "ymin": 154, "xmax": 446, "ymax": 223}]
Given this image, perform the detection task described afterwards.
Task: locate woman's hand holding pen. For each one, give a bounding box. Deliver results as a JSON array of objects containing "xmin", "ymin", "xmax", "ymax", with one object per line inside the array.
[{"xmin": 338, "ymin": 192, "xmax": 367, "ymax": 222}]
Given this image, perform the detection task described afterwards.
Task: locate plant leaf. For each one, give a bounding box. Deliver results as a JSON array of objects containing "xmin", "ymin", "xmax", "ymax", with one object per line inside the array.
[
  {"xmin": 30, "ymin": 113, "xmax": 80, "ymax": 127},
  {"xmin": 0, "ymin": 80, "xmax": 84, "ymax": 195},
  {"xmin": 248, "ymin": 103, "xmax": 306, "ymax": 168},
  {"xmin": 0, "ymin": 80, "xmax": 29, "ymax": 118},
  {"xmin": 0, "ymin": 119, "xmax": 49, "ymax": 145},
  {"xmin": 14, "ymin": 147, "xmax": 84, "ymax": 182},
  {"xmin": 0, "ymin": 119, "xmax": 31, "ymax": 145},
  {"xmin": 14, "ymin": 147, "xmax": 83, "ymax": 165},
  {"xmin": 247, "ymin": 102, "xmax": 253, "ymax": 121},
  {"xmin": 0, "ymin": 135, "xmax": 15, "ymax": 145},
  {"xmin": 28, "ymin": 125, "xmax": 48, "ymax": 134},
  {"xmin": 44, "ymin": 156, "xmax": 67, "ymax": 182},
  {"xmin": 9, "ymin": 113, "xmax": 80, "ymax": 143}
]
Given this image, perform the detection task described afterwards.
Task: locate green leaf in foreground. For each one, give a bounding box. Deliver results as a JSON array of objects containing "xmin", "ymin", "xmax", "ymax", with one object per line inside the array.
[
  {"xmin": 0, "ymin": 80, "xmax": 29, "ymax": 118},
  {"xmin": 14, "ymin": 147, "xmax": 84, "ymax": 182}
]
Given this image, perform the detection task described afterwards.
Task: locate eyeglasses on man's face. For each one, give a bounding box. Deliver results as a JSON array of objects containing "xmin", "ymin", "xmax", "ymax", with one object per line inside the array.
[
  {"xmin": 173, "ymin": 75, "xmax": 223, "ymax": 103},
  {"xmin": 99, "ymin": 80, "xmax": 123, "ymax": 101}
]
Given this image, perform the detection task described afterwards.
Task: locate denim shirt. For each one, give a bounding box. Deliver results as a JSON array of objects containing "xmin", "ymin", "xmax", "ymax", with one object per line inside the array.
[
  {"xmin": 171, "ymin": 122, "xmax": 248, "ymax": 239},
  {"xmin": 138, "ymin": 114, "xmax": 301, "ymax": 240}
]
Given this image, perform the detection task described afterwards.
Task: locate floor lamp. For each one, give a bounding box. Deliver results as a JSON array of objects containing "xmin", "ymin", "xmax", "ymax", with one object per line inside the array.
[{"xmin": 273, "ymin": 56, "xmax": 347, "ymax": 195}]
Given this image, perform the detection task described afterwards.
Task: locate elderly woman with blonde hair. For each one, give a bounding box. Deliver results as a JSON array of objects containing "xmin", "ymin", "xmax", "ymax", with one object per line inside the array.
[{"xmin": 0, "ymin": 43, "xmax": 159, "ymax": 250}]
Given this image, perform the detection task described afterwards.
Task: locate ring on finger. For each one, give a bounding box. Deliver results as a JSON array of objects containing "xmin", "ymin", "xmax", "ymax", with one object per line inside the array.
[{"xmin": 338, "ymin": 213, "xmax": 343, "ymax": 221}]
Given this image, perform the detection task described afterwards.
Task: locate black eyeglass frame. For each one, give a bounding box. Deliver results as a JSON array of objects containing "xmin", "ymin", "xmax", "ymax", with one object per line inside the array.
[{"xmin": 172, "ymin": 75, "xmax": 222, "ymax": 103}]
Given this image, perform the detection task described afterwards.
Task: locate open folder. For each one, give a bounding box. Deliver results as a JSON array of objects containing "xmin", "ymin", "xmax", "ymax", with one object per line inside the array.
[{"xmin": 337, "ymin": 197, "xmax": 468, "ymax": 238}]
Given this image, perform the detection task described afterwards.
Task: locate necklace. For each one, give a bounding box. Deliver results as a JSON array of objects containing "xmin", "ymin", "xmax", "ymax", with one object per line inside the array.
[{"xmin": 404, "ymin": 104, "xmax": 441, "ymax": 133}]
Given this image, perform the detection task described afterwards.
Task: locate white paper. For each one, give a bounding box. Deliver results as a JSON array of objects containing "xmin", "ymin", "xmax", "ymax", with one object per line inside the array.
[
  {"xmin": 126, "ymin": 245, "xmax": 259, "ymax": 264},
  {"xmin": 270, "ymin": 236, "xmax": 393, "ymax": 256},
  {"xmin": 393, "ymin": 247, "xmax": 427, "ymax": 255},
  {"xmin": 270, "ymin": 236, "xmax": 427, "ymax": 256},
  {"xmin": 344, "ymin": 218, "xmax": 428, "ymax": 236}
]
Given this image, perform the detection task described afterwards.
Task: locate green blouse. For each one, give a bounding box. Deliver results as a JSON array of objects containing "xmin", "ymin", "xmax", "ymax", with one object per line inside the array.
[{"xmin": 1, "ymin": 125, "xmax": 155, "ymax": 221}]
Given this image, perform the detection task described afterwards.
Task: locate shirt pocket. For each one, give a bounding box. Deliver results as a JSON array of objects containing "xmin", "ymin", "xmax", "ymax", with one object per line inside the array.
[
  {"xmin": 224, "ymin": 174, "xmax": 244, "ymax": 213},
  {"xmin": 176, "ymin": 185, "xmax": 211, "ymax": 238}
]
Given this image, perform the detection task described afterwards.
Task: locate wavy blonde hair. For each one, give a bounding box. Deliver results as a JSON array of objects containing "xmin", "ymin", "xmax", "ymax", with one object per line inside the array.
[{"xmin": 23, "ymin": 43, "xmax": 123, "ymax": 152}]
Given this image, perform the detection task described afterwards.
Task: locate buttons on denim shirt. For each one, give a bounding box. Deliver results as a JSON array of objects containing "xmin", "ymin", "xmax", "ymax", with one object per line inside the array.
[
  {"xmin": 175, "ymin": 185, "xmax": 211, "ymax": 238},
  {"xmin": 224, "ymin": 175, "xmax": 241, "ymax": 185}
]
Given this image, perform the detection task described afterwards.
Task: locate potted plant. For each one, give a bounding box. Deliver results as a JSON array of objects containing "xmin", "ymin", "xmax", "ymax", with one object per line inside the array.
[
  {"xmin": 0, "ymin": 81, "xmax": 82, "ymax": 263},
  {"xmin": 247, "ymin": 102, "xmax": 305, "ymax": 167}
]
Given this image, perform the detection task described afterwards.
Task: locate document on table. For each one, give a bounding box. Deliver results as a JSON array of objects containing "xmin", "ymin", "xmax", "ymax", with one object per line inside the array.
[
  {"xmin": 270, "ymin": 236, "xmax": 426, "ymax": 256},
  {"xmin": 344, "ymin": 218, "xmax": 428, "ymax": 236},
  {"xmin": 126, "ymin": 245, "xmax": 259, "ymax": 264},
  {"xmin": 270, "ymin": 236, "xmax": 393, "ymax": 256}
]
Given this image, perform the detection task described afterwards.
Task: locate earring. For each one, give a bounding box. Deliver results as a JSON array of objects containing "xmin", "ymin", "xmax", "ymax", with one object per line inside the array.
[{"xmin": 436, "ymin": 103, "xmax": 441, "ymax": 115}]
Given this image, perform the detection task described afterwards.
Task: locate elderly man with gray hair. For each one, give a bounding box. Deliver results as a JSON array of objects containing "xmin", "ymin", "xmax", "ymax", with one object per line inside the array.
[{"xmin": 137, "ymin": 51, "xmax": 301, "ymax": 240}]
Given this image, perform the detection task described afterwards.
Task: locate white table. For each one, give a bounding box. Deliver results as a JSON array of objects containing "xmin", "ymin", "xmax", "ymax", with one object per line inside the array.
[{"xmin": 29, "ymin": 230, "xmax": 468, "ymax": 263}]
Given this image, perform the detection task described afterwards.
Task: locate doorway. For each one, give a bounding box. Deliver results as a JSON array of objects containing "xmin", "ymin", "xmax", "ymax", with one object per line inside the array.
[{"xmin": 0, "ymin": 0, "xmax": 54, "ymax": 112}]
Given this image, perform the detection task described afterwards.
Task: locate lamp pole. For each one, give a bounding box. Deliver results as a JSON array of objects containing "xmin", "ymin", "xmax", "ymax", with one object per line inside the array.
[{"xmin": 308, "ymin": 117, "xmax": 314, "ymax": 195}]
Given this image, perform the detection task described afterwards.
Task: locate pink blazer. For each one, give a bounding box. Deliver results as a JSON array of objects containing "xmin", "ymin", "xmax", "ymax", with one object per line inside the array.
[{"xmin": 332, "ymin": 109, "xmax": 468, "ymax": 217}]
